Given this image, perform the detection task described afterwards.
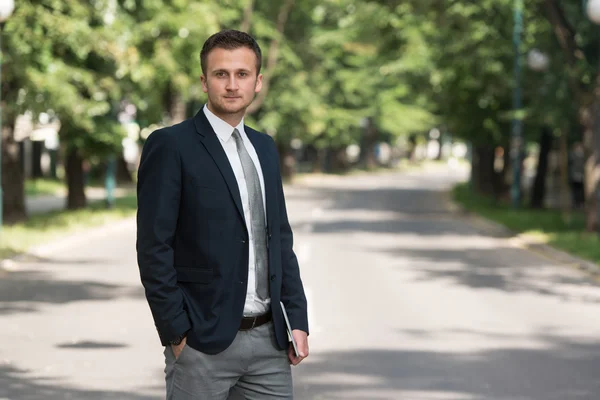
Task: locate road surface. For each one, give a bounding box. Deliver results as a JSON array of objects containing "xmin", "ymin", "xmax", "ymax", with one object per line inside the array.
[{"xmin": 2, "ymin": 163, "xmax": 600, "ymax": 399}]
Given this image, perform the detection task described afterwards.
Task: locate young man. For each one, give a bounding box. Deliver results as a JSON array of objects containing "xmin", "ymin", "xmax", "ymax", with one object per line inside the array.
[{"xmin": 136, "ymin": 29, "xmax": 309, "ymax": 399}]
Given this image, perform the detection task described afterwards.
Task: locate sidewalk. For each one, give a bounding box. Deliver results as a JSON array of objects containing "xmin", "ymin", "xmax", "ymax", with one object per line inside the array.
[{"xmin": 26, "ymin": 186, "xmax": 135, "ymax": 215}]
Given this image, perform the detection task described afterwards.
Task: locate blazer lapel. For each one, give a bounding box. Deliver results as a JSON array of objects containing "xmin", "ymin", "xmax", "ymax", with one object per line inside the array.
[
  {"xmin": 193, "ymin": 110, "xmax": 246, "ymax": 228},
  {"xmin": 246, "ymin": 127, "xmax": 276, "ymax": 233}
]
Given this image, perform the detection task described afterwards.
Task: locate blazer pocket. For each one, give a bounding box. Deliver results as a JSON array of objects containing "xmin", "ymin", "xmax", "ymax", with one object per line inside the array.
[
  {"xmin": 174, "ymin": 266, "xmax": 213, "ymax": 283},
  {"xmin": 187, "ymin": 176, "xmax": 221, "ymax": 191}
]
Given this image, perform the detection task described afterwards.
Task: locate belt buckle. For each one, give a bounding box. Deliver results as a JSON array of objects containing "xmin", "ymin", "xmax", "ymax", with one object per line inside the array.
[{"xmin": 250, "ymin": 316, "xmax": 257, "ymax": 329}]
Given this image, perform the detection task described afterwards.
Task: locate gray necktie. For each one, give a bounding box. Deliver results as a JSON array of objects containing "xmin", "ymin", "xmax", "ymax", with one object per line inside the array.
[{"xmin": 232, "ymin": 129, "xmax": 269, "ymax": 300}]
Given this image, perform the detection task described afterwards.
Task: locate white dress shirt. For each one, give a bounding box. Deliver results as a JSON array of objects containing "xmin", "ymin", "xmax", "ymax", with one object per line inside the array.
[{"xmin": 203, "ymin": 105, "xmax": 270, "ymax": 316}]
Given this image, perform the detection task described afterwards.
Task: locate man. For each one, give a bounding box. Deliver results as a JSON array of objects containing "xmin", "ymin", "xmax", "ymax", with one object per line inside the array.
[{"xmin": 136, "ymin": 29, "xmax": 309, "ymax": 399}]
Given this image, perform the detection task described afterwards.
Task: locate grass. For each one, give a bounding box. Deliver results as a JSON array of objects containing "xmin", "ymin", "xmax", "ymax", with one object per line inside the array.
[
  {"xmin": 25, "ymin": 178, "xmax": 66, "ymax": 197},
  {"xmin": 453, "ymin": 183, "xmax": 600, "ymax": 265},
  {"xmin": 0, "ymin": 195, "xmax": 137, "ymax": 260}
]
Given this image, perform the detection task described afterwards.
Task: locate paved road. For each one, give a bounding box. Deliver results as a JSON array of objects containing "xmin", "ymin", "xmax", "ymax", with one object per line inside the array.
[{"xmin": 3, "ymin": 164, "xmax": 600, "ymax": 399}]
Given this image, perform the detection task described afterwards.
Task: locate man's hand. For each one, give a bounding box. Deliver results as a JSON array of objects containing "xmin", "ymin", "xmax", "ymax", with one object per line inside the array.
[
  {"xmin": 171, "ymin": 336, "xmax": 187, "ymax": 360},
  {"xmin": 288, "ymin": 329, "xmax": 308, "ymax": 366}
]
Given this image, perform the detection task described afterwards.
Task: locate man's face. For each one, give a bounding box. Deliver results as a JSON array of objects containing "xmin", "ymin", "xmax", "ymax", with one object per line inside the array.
[{"xmin": 201, "ymin": 47, "xmax": 262, "ymax": 118}]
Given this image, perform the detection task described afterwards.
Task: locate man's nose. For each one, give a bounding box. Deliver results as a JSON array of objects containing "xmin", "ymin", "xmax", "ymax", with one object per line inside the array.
[{"xmin": 226, "ymin": 76, "xmax": 239, "ymax": 90}]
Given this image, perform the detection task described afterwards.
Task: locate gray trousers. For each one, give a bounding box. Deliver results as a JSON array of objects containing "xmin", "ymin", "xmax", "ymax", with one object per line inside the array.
[{"xmin": 164, "ymin": 322, "xmax": 293, "ymax": 399}]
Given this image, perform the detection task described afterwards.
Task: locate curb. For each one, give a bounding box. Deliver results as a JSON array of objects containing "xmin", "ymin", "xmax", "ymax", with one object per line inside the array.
[
  {"xmin": 0, "ymin": 216, "xmax": 137, "ymax": 273},
  {"xmin": 451, "ymin": 201, "xmax": 600, "ymax": 280}
]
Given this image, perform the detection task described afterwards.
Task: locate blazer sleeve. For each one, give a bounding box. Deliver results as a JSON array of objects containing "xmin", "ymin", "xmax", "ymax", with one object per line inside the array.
[
  {"xmin": 270, "ymin": 138, "xmax": 309, "ymax": 335},
  {"xmin": 136, "ymin": 128, "xmax": 191, "ymax": 345}
]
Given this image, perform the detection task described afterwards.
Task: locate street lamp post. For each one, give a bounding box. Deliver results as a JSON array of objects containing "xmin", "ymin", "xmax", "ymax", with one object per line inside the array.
[
  {"xmin": 511, "ymin": 0, "xmax": 524, "ymax": 208},
  {"xmin": 526, "ymin": 49, "xmax": 550, "ymax": 209},
  {"xmin": 0, "ymin": 0, "xmax": 14, "ymax": 231}
]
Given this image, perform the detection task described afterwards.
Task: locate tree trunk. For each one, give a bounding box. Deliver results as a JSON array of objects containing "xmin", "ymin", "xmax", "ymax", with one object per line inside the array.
[
  {"xmin": 116, "ymin": 154, "xmax": 133, "ymax": 184},
  {"xmin": 530, "ymin": 126, "xmax": 553, "ymax": 209},
  {"xmin": 1, "ymin": 123, "xmax": 26, "ymax": 224},
  {"xmin": 32, "ymin": 140, "xmax": 44, "ymax": 178},
  {"xmin": 543, "ymin": 0, "xmax": 599, "ymax": 231},
  {"xmin": 66, "ymin": 148, "xmax": 86, "ymax": 210},
  {"xmin": 360, "ymin": 117, "xmax": 378, "ymax": 169},
  {"xmin": 490, "ymin": 144, "xmax": 510, "ymax": 201},
  {"xmin": 331, "ymin": 147, "xmax": 350, "ymax": 173},
  {"xmin": 169, "ymin": 91, "xmax": 186, "ymax": 124},
  {"xmin": 312, "ymin": 148, "xmax": 326, "ymax": 173},
  {"xmin": 245, "ymin": 0, "xmax": 295, "ymax": 115},
  {"xmin": 559, "ymin": 128, "xmax": 571, "ymax": 223},
  {"xmin": 240, "ymin": 0, "xmax": 254, "ymax": 32},
  {"xmin": 408, "ymin": 134, "xmax": 417, "ymax": 163},
  {"xmin": 499, "ymin": 144, "xmax": 512, "ymax": 200},
  {"xmin": 277, "ymin": 141, "xmax": 295, "ymax": 183},
  {"xmin": 472, "ymin": 145, "xmax": 495, "ymax": 196},
  {"xmin": 581, "ymin": 100, "xmax": 600, "ymax": 232}
]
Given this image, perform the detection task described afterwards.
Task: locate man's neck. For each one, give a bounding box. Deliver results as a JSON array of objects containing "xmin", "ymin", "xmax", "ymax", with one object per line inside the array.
[{"xmin": 207, "ymin": 103, "xmax": 244, "ymax": 128}]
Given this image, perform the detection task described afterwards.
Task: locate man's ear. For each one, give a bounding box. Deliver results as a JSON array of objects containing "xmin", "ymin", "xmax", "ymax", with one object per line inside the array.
[
  {"xmin": 201, "ymin": 75, "xmax": 208, "ymax": 93},
  {"xmin": 255, "ymin": 73, "xmax": 263, "ymax": 93}
]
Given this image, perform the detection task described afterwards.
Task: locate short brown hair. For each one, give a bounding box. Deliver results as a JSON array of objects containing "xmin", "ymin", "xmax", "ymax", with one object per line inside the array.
[{"xmin": 200, "ymin": 29, "xmax": 262, "ymax": 76}]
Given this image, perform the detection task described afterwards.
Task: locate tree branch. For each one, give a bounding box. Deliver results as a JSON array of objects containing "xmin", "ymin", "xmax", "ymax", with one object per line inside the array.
[
  {"xmin": 543, "ymin": 0, "xmax": 586, "ymax": 67},
  {"xmin": 542, "ymin": 0, "xmax": 587, "ymax": 99},
  {"xmin": 240, "ymin": 0, "xmax": 254, "ymax": 33},
  {"xmin": 246, "ymin": 0, "xmax": 295, "ymax": 115}
]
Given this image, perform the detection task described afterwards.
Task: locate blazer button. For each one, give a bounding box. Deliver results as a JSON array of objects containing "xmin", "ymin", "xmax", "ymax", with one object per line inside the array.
[
  {"xmin": 270, "ymin": 274, "xmax": 276, "ymax": 281},
  {"xmin": 241, "ymin": 239, "xmax": 246, "ymax": 244}
]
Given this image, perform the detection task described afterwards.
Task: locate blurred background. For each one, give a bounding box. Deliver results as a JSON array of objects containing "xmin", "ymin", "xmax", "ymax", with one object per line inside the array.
[
  {"xmin": 2, "ymin": 0, "xmax": 599, "ymax": 230},
  {"xmin": 5, "ymin": 1, "xmax": 600, "ymax": 399},
  {"xmin": 4, "ymin": 0, "xmax": 600, "ymax": 249}
]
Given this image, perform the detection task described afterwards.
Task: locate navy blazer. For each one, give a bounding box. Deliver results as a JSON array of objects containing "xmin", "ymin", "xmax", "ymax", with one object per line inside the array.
[{"xmin": 136, "ymin": 108, "xmax": 309, "ymax": 354}]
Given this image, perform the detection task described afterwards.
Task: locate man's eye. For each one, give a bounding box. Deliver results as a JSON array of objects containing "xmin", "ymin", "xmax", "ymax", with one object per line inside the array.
[{"xmin": 239, "ymin": 72, "xmax": 247, "ymax": 77}]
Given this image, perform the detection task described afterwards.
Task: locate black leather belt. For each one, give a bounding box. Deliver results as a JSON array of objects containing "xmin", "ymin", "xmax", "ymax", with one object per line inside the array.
[{"xmin": 239, "ymin": 312, "xmax": 272, "ymax": 331}]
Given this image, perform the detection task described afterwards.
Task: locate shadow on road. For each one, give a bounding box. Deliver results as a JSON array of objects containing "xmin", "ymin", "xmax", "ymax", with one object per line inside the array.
[
  {"xmin": 302, "ymin": 185, "xmax": 480, "ymax": 237},
  {"xmin": 318, "ymin": 187, "xmax": 455, "ymax": 215},
  {"xmin": 55, "ymin": 341, "xmax": 129, "ymax": 349},
  {"xmin": 294, "ymin": 334, "xmax": 600, "ymax": 399},
  {"xmin": 376, "ymin": 246, "xmax": 600, "ymax": 304},
  {"xmin": 0, "ymin": 364, "xmax": 161, "ymax": 400},
  {"xmin": 0, "ymin": 270, "xmax": 144, "ymax": 315}
]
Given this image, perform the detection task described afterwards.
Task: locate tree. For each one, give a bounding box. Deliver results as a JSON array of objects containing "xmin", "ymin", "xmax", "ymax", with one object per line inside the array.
[
  {"xmin": 541, "ymin": 0, "xmax": 600, "ymax": 230},
  {"xmin": 117, "ymin": 0, "xmax": 222, "ymax": 128}
]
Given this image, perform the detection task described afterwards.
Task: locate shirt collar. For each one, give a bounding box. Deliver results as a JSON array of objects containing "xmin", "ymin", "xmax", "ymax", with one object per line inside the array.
[{"xmin": 202, "ymin": 104, "xmax": 245, "ymax": 142}]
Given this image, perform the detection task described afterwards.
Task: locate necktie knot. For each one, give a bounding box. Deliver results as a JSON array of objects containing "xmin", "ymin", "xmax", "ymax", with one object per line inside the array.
[{"xmin": 232, "ymin": 128, "xmax": 242, "ymax": 142}]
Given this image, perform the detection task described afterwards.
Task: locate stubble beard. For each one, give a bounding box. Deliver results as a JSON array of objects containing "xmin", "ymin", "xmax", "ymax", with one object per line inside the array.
[
  {"xmin": 213, "ymin": 96, "xmax": 253, "ymax": 116},
  {"xmin": 207, "ymin": 84, "xmax": 256, "ymax": 118}
]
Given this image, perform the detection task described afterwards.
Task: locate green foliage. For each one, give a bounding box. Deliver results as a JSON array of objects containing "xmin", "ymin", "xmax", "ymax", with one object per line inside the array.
[
  {"xmin": 4, "ymin": 0, "xmax": 586, "ymax": 160},
  {"xmin": 6, "ymin": 0, "xmax": 126, "ymax": 155},
  {"xmin": 116, "ymin": 0, "xmax": 222, "ymax": 124}
]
